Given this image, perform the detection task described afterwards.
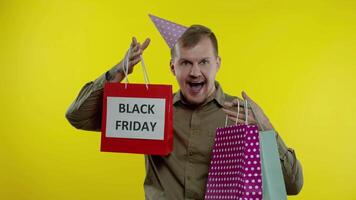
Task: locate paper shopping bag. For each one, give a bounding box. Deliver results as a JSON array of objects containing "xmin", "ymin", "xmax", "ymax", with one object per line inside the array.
[
  {"xmin": 260, "ymin": 130, "xmax": 287, "ymax": 200},
  {"xmin": 101, "ymin": 83, "xmax": 173, "ymax": 155},
  {"xmin": 205, "ymin": 124, "xmax": 263, "ymax": 200}
]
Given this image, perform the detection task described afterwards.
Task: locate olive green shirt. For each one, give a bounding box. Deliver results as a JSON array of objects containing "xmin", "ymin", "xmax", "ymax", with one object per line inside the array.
[{"xmin": 66, "ymin": 67, "xmax": 303, "ymax": 200}]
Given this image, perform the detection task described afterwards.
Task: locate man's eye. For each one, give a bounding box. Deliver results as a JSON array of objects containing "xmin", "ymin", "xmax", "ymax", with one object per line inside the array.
[
  {"xmin": 181, "ymin": 61, "xmax": 190, "ymax": 66},
  {"xmin": 200, "ymin": 60, "xmax": 209, "ymax": 65}
]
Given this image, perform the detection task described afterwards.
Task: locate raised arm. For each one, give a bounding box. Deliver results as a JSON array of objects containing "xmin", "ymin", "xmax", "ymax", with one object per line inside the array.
[{"xmin": 65, "ymin": 37, "xmax": 150, "ymax": 131}]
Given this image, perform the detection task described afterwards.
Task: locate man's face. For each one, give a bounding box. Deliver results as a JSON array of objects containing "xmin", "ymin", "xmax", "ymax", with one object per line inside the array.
[{"xmin": 170, "ymin": 36, "xmax": 221, "ymax": 105}]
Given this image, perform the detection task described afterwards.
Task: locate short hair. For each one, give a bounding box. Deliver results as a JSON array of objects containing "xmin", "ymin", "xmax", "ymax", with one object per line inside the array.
[{"xmin": 171, "ymin": 24, "xmax": 219, "ymax": 58}]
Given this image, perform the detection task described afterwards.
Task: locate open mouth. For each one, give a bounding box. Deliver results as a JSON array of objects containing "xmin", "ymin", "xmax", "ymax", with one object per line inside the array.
[{"xmin": 188, "ymin": 81, "xmax": 205, "ymax": 93}]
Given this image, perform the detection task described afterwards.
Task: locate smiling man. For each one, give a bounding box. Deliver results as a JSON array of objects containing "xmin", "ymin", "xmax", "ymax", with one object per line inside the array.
[
  {"xmin": 66, "ymin": 16, "xmax": 303, "ymax": 200},
  {"xmin": 170, "ymin": 28, "xmax": 220, "ymax": 106}
]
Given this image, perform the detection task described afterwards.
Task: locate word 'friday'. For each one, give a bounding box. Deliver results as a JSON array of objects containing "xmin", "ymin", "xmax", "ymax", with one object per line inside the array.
[
  {"xmin": 118, "ymin": 103, "xmax": 155, "ymax": 114},
  {"xmin": 115, "ymin": 120, "xmax": 157, "ymax": 132}
]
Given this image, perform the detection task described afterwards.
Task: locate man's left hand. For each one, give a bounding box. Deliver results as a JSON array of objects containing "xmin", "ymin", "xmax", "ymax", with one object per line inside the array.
[
  {"xmin": 242, "ymin": 91, "xmax": 274, "ymax": 131},
  {"xmin": 223, "ymin": 91, "xmax": 274, "ymax": 131}
]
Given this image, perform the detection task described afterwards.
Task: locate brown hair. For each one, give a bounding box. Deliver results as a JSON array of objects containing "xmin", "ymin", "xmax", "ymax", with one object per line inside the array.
[{"xmin": 171, "ymin": 24, "xmax": 218, "ymax": 58}]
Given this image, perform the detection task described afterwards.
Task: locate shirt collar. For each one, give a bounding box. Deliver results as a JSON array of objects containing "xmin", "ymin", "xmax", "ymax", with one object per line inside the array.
[{"xmin": 173, "ymin": 81, "xmax": 225, "ymax": 107}]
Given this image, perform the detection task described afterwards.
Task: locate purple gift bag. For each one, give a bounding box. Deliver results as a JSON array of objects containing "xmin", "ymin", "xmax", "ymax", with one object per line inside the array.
[{"xmin": 205, "ymin": 100, "xmax": 263, "ymax": 200}]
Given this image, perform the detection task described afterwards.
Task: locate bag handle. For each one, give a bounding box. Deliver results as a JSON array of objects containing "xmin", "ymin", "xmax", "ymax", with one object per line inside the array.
[
  {"xmin": 123, "ymin": 46, "xmax": 150, "ymax": 90},
  {"xmin": 224, "ymin": 99, "xmax": 248, "ymax": 126},
  {"xmin": 244, "ymin": 100, "xmax": 249, "ymax": 125},
  {"xmin": 249, "ymin": 102, "xmax": 265, "ymax": 131}
]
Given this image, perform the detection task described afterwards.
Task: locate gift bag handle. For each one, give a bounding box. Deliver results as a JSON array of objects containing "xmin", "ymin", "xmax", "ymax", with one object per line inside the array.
[
  {"xmin": 123, "ymin": 46, "xmax": 150, "ymax": 90},
  {"xmin": 249, "ymin": 101, "xmax": 265, "ymax": 131},
  {"xmin": 224, "ymin": 99, "xmax": 249, "ymax": 126}
]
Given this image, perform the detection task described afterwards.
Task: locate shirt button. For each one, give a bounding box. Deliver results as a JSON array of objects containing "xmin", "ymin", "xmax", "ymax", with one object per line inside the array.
[{"xmin": 189, "ymin": 151, "xmax": 194, "ymax": 156}]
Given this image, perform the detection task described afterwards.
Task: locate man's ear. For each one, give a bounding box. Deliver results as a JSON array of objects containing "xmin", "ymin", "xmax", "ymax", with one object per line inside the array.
[
  {"xmin": 170, "ymin": 59, "xmax": 176, "ymax": 75},
  {"xmin": 216, "ymin": 56, "xmax": 221, "ymax": 71}
]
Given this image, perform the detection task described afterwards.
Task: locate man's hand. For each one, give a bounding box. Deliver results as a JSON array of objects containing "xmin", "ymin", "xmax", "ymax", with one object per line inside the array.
[
  {"xmin": 223, "ymin": 91, "xmax": 274, "ymax": 131},
  {"xmin": 242, "ymin": 91, "xmax": 274, "ymax": 131},
  {"xmin": 110, "ymin": 37, "xmax": 150, "ymax": 82},
  {"xmin": 125, "ymin": 37, "xmax": 150, "ymax": 74},
  {"xmin": 223, "ymin": 97, "xmax": 257, "ymax": 125}
]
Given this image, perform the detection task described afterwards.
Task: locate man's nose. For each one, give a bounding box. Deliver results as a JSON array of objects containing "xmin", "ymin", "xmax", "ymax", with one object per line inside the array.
[{"xmin": 189, "ymin": 63, "xmax": 202, "ymax": 77}]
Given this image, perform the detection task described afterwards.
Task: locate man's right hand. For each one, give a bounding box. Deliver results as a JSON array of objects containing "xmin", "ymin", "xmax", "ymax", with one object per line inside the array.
[{"xmin": 110, "ymin": 37, "xmax": 150, "ymax": 82}]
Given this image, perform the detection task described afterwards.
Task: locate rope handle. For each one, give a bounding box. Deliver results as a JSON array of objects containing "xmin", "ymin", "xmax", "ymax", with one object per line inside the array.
[
  {"xmin": 224, "ymin": 99, "xmax": 248, "ymax": 126},
  {"xmin": 123, "ymin": 46, "xmax": 150, "ymax": 90}
]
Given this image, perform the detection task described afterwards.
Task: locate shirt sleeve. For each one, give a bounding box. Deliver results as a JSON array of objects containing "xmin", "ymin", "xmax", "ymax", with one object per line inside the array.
[
  {"xmin": 276, "ymin": 132, "xmax": 304, "ymax": 195},
  {"xmin": 65, "ymin": 65, "xmax": 119, "ymax": 131},
  {"xmin": 246, "ymin": 100, "xmax": 304, "ymax": 195}
]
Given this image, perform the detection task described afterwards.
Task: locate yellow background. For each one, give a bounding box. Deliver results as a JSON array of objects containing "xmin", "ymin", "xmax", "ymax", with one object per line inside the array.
[{"xmin": 1, "ymin": 0, "xmax": 356, "ymax": 199}]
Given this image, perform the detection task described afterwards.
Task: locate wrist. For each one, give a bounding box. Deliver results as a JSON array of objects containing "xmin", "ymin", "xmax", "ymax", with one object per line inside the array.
[
  {"xmin": 110, "ymin": 71, "xmax": 125, "ymax": 83},
  {"xmin": 106, "ymin": 61, "xmax": 125, "ymax": 82}
]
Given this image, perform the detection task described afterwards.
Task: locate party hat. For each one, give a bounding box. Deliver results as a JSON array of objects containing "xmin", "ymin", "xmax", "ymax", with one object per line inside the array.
[{"xmin": 149, "ymin": 14, "xmax": 188, "ymax": 49}]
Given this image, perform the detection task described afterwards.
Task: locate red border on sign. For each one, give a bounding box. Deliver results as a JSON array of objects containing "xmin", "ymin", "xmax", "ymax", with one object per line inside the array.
[{"xmin": 101, "ymin": 83, "xmax": 173, "ymax": 155}]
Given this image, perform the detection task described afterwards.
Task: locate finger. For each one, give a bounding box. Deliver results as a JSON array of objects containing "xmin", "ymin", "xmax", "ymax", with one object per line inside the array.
[
  {"xmin": 140, "ymin": 38, "xmax": 150, "ymax": 51},
  {"xmin": 128, "ymin": 56, "xmax": 141, "ymax": 67},
  {"xmin": 129, "ymin": 55, "xmax": 141, "ymax": 66},
  {"xmin": 129, "ymin": 42, "xmax": 139, "ymax": 59},
  {"xmin": 227, "ymin": 116, "xmax": 246, "ymax": 124},
  {"xmin": 130, "ymin": 37, "xmax": 135, "ymax": 48},
  {"xmin": 224, "ymin": 101, "xmax": 242, "ymax": 108},
  {"xmin": 129, "ymin": 53, "xmax": 142, "ymax": 62},
  {"xmin": 130, "ymin": 42, "xmax": 139, "ymax": 52},
  {"xmin": 222, "ymin": 108, "xmax": 239, "ymax": 118},
  {"xmin": 242, "ymin": 91, "xmax": 249, "ymax": 101},
  {"xmin": 225, "ymin": 112, "xmax": 248, "ymax": 123},
  {"xmin": 242, "ymin": 91, "xmax": 257, "ymax": 106},
  {"xmin": 128, "ymin": 46, "xmax": 139, "ymax": 60},
  {"xmin": 227, "ymin": 116, "xmax": 258, "ymax": 126},
  {"xmin": 239, "ymin": 111, "xmax": 255, "ymax": 120},
  {"xmin": 130, "ymin": 37, "xmax": 138, "ymax": 50},
  {"xmin": 224, "ymin": 99, "xmax": 245, "ymax": 108},
  {"xmin": 241, "ymin": 91, "xmax": 264, "ymax": 119},
  {"xmin": 224, "ymin": 101, "xmax": 233, "ymax": 107},
  {"xmin": 222, "ymin": 106, "xmax": 253, "ymax": 117},
  {"xmin": 224, "ymin": 107, "xmax": 257, "ymax": 122},
  {"xmin": 239, "ymin": 107, "xmax": 255, "ymax": 117},
  {"xmin": 224, "ymin": 103, "xmax": 251, "ymax": 117},
  {"xmin": 238, "ymin": 113, "xmax": 256, "ymax": 124},
  {"xmin": 231, "ymin": 98, "xmax": 245, "ymax": 106},
  {"xmin": 129, "ymin": 49, "xmax": 142, "ymax": 61},
  {"xmin": 247, "ymin": 116, "xmax": 257, "ymax": 124},
  {"xmin": 249, "ymin": 111, "xmax": 255, "ymax": 120}
]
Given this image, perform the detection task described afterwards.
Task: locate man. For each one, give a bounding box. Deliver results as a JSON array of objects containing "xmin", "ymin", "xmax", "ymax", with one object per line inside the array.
[{"xmin": 66, "ymin": 16, "xmax": 303, "ymax": 200}]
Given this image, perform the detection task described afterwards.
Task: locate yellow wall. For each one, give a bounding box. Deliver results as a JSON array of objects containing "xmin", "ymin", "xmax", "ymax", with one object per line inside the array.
[{"xmin": 1, "ymin": 0, "xmax": 356, "ymax": 199}]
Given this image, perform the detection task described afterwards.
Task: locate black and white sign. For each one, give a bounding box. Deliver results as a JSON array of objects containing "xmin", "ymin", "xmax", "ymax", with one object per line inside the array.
[{"xmin": 105, "ymin": 97, "xmax": 166, "ymax": 140}]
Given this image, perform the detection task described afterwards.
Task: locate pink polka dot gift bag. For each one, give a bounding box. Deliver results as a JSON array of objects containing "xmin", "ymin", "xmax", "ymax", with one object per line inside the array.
[
  {"xmin": 205, "ymin": 100, "xmax": 287, "ymax": 200},
  {"xmin": 205, "ymin": 123, "xmax": 262, "ymax": 200},
  {"xmin": 205, "ymin": 100, "xmax": 262, "ymax": 200}
]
